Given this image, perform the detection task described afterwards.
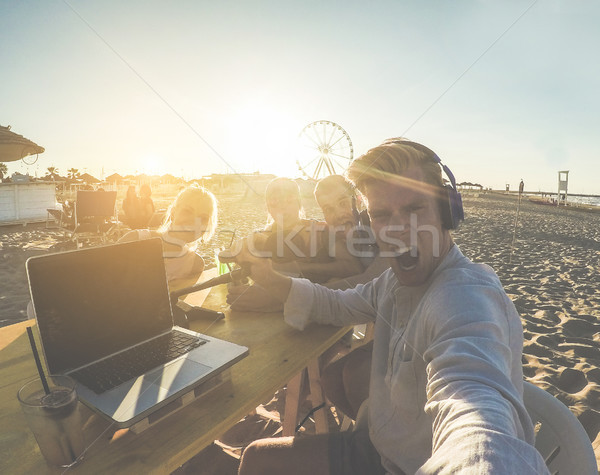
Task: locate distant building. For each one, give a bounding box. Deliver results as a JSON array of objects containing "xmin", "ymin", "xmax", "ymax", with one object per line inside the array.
[
  {"xmin": 457, "ymin": 182, "xmax": 483, "ymax": 191},
  {"xmin": 10, "ymin": 172, "xmax": 30, "ymax": 183}
]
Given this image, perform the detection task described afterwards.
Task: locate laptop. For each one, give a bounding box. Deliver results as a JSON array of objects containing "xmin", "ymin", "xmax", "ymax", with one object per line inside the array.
[{"xmin": 26, "ymin": 238, "xmax": 248, "ymax": 428}]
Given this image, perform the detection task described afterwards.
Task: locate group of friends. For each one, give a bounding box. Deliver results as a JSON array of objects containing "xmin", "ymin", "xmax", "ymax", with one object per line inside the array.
[{"xmin": 121, "ymin": 138, "xmax": 549, "ymax": 474}]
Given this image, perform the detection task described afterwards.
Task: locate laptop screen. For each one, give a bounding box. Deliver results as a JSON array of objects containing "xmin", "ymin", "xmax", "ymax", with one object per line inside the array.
[{"xmin": 27, "ymin": 239, "xmax": 173, "ymax": 375}]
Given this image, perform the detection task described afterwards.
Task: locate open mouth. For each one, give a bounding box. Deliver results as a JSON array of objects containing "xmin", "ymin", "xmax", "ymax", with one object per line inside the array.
[{"xmin": 393, "ymin": 245, "xmax": 418, "ymax": 271}]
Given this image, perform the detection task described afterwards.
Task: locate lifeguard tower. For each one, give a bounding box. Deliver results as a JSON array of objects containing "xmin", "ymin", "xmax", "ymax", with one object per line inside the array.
[{"xmin": 557, "ymin": 170, "xmax": 569, "ymax": 206}]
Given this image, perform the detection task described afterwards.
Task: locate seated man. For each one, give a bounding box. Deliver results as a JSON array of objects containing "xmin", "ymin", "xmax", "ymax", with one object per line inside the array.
[
  {"xmin": 256, "ymin": 177, "xmax": 364, "ymax": 283},
  {"xmin": 234, "ymin": 139, "xmax": 548, "ymax": 474},
  {"xmin": 228, "ymin": 175, "xmax": 384, "ymax": 421},
  {"xmin": 226, "ymin": 175, "xmax": 387, "ymax": 311}
]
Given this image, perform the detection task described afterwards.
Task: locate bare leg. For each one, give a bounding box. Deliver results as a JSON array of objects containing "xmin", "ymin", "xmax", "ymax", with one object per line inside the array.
[{"xmin": 238, "ymin": 434, "xmax": 330, "ymax": 475}]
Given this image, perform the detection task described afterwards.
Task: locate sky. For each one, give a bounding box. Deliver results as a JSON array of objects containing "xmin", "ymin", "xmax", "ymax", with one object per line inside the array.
[{"xmin": 1, "ymin": 0, "xmax": 599, "ymax": 194}]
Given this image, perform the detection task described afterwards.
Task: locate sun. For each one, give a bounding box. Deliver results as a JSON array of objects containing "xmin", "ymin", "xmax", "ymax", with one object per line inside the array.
[
  {"xmin": 226, "ymin": 102, "xmax": 302, "ymax": 177},
  {"xmin": 140, "ymin": 155, "xmax": 164, "ymax": 176}
]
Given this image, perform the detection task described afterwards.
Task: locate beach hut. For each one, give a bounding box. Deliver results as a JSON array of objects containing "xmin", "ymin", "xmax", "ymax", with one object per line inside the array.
[
  {"xmin": 0, "ymin": 180, "xmax": 56, "ymax": 224},
  {"xmin": 458, "ymin": 181, "xmax": 483, "ymax": 191}
]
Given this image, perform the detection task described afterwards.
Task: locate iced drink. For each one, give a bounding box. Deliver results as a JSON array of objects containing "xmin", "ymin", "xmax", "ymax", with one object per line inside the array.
[
  {"xmin": 215, "ymin": 248, "xmax": 230, "ymax": 275},
  {"xmin": 18, "ymin": 375, "xmax": 85, "ymax": 468}
]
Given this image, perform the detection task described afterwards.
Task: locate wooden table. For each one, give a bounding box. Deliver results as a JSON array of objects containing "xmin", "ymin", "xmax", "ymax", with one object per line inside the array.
[{"xmin": 0, "ymin": 280, "xmax": 349, "ymax": 474}]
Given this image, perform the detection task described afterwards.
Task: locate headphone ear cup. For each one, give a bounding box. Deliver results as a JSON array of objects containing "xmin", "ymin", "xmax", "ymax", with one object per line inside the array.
[
  {"xmin": 440, "ymin": 187, "xmax": 454, "ymax": 230},
  {"xmin": 442, "ymin": 186, "xmax": 464, "ymax": 229}
]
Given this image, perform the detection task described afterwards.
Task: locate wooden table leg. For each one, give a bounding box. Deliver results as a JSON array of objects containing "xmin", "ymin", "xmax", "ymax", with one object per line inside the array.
[
  {"xmin": 282, "ymin": 370, "xmax": 304, "ymax": 436},
  {"xmin": 307, "ymin": 358, "xmax": 328, "ymax": 434}
]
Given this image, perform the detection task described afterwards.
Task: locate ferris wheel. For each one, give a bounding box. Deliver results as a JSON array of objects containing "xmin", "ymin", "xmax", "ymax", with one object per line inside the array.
[{"xmin": 296, "ymin": 120, "xmax": 353, "ymax": 180}]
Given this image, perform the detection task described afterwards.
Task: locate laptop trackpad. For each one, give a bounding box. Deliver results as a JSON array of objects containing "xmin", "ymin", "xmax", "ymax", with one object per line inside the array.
[{"xmin": 149, "ymin": 358, "xmax": 212, "ymax": 393}]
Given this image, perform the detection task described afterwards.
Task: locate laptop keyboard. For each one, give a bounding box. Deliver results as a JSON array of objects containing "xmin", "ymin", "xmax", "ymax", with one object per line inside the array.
[{"xmin": 71, "ymin": 330, "xmax": 207, "ymax": 394}]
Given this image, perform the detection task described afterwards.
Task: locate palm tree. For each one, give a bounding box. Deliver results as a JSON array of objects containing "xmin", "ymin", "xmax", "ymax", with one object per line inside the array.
[
  {"xmin": 47, "ymin": 166, "xmax": 59, "ymax": 180},
  {"xmin": 0, "ymin": 162, "xmax": 7, "ymax": 181},
  {"xmin": 67, "ymin": 168, "xmax": 80, "ymax": 180}
]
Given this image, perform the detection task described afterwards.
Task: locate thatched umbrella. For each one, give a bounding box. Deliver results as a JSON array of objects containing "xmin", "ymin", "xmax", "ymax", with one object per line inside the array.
[
  {"xmin": 79, "ymin": 172, "xmax": 101, "ymax": 184},
  {"xmin": 106, "ymin": 172, "xmax": 125, "ymax": 184},
  {"xmin": 0, "ymin": 125, "xmax": 45, "ymax": 163}
]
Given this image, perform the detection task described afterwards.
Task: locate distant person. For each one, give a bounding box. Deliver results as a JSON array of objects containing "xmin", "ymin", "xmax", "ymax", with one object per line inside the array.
[
  {"xmin": 139, "ymin": 183, "xmax": 155, "ymax": 228},
  {"xmin": 122, "ymin": 185, "xmax": 142, "ymax": 229},
  {"xmin": 118, "ymin": 184, "xmax": 217, "ymax": 281},
  {"xmin": 519, "ymin": 179, "xmax": 524, "ymax": 196},
  {"xmin": 62, "ymin": 199, "xmax": 76, "ymax": 224}
]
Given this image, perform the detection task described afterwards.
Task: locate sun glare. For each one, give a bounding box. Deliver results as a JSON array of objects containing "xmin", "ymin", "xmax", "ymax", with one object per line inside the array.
[
  {"xmin": 140, "ymin": 155, "xmax": 164, "ymax": 176},
  {"xmin": 226, "ymin": 103, "xmax": 300, "ymax": 177}
]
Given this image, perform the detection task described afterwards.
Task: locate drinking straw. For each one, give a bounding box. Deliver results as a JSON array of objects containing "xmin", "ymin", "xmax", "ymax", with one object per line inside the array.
[{"xmin": 26, "ymin": 326, "xmax": 50, "ymax": 395}]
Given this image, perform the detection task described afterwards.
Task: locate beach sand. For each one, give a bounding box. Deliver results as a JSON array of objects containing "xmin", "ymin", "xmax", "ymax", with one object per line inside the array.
[{"xmin": 1, "ymin": 191, "xmax": 599, "ymax": 472}]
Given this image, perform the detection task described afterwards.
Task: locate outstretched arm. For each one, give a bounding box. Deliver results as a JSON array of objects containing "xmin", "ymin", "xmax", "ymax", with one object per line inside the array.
[
  {"xmin": 232, "ymin": 238, "xmax": 380, "ymax": 330},
  {"xmin": 417, "ymin": 287, "xmax": 548, "ymax": 473},
  {"xmin": 228, "ymin": 255, "xmax": 388, "ymax": 312},
  {"xmin": 233, "ymin": 240, "xmax": 293, "ymax": 304},
  {"xmin": 226, "ymin": 284, "xmax": 284, "ymax": 313},
  {"xmin": 272, "ymin": 248, "xmax": 364, "ymax": 283}
]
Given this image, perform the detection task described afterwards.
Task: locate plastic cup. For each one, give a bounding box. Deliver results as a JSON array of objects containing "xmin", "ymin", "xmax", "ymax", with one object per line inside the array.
[
  {"xmin": 18, "ymin": 375, "xmax": 85, "ymax": 468},
  {"xmin": 215, "ymin": 248, "xmax": 229, "ymax": 275}
]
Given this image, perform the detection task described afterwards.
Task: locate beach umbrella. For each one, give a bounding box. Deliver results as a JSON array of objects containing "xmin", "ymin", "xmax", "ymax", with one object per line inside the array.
[
  {"xmin": 160, "ymin": 173, "xmax": 179, "ymax": 184},
  {"xmin": 0, "ymin": 125, "xmax": 45, "ymax": 163},
  {"xmin": 106, "ymin": 172, "xmax": 124, "ymax": 184},
  {"xmin": 79, "ymin": 172, "xmax": 101, "ymax": 184}
]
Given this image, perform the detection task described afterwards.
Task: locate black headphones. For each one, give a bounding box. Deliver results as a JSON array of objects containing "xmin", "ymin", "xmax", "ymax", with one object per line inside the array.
[{"xmin": 384, "ymin": 139, "xmax": 464, "ymax": 230}]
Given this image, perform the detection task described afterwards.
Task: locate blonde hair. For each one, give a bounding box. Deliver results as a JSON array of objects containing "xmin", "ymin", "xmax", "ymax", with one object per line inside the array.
[
  {"xmin": 264, "ymin": 177, "xmax": 304, "ymax": 227},
  {"xmin": 265, "ymin": 177, "xmax": 301, "ymax": 203},
  {"xmin": 159, "ymin": 184, "xmax": 218, "ymax": 248},
  {"xmin": 346, "ymin": 138, "xmax": 444, "ymax": 199},
  {"xmin": 314, "ymin": 175, "xmax": 354, "ymax": 203}
]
